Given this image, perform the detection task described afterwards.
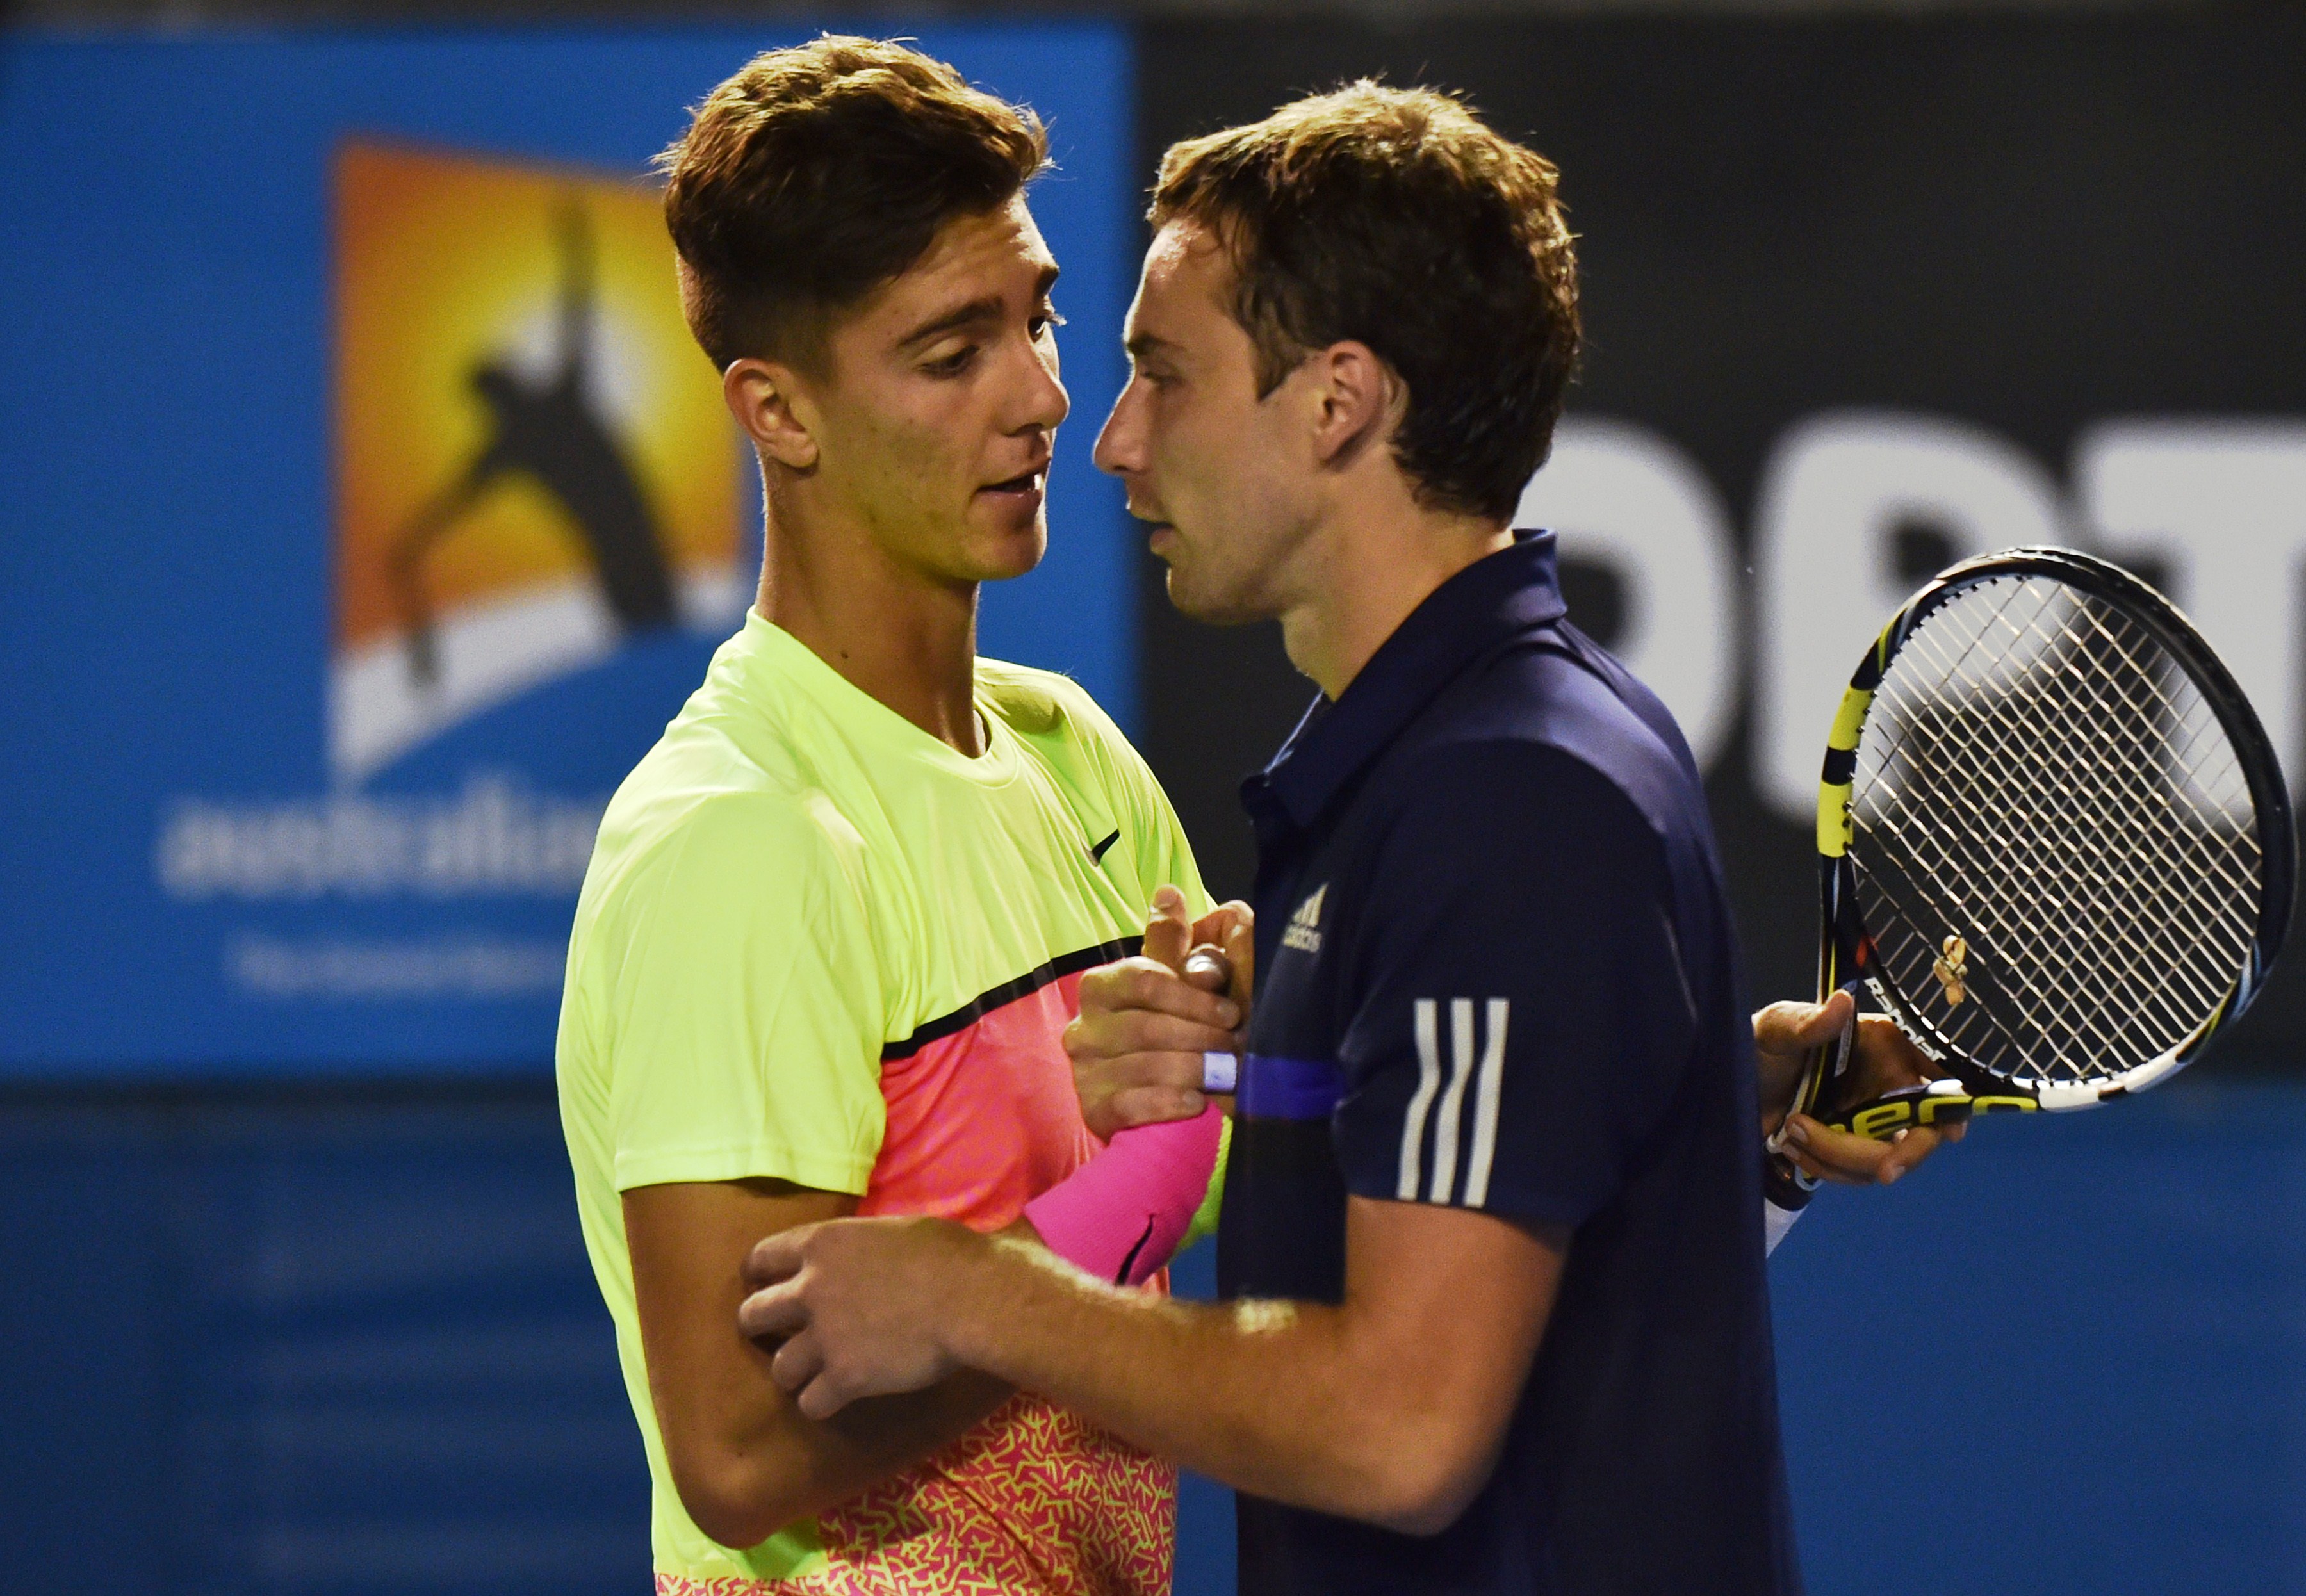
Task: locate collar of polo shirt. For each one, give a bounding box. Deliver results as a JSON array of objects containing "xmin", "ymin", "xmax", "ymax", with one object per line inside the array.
[{"xmin": 1247, "ymin": 530, "xmax": 1570, "ymax": 831}]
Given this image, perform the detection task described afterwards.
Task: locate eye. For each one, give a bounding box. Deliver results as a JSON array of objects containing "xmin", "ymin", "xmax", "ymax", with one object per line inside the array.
[
  {"xmin": 924, "ymin": 345, "xmax": 978, "ymax": 377},
  {"xmin": 1029, "ymin": 304, "xmax": 1067, "ymax": 339}
]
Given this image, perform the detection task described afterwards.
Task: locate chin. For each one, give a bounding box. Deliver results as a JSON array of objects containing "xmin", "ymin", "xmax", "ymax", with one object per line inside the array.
[
  {"xmin": 1162, "ymin": 563, "xmax": 1263, "ymax": 626},
  {"xmin": 970, "ymin": 519, "xmax": 1047, "ymax": 583}
]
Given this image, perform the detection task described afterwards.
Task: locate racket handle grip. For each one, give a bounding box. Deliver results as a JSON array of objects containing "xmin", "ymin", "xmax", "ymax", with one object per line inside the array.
[
  {"xmin": 1762, "ymin": 1148, "xmax": 1817, "ymax": 1210},
  {"xmin": 1821, "ymin": 1080, "xmax": 2040, "ymax": 1139},
  {"xmin": 1762, "ymin": 984, "xmax": 1860, "ymax": 1200}
]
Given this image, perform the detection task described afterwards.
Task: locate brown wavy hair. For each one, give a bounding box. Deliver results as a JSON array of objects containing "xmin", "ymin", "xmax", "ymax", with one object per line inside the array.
[
  {"xmin": 1151, "ymin": 83, "xmax": 1581, "ymax": 523},
  {"xmin": 658, "ymin": 36, "xmax": 1049, "ymax": 371}
]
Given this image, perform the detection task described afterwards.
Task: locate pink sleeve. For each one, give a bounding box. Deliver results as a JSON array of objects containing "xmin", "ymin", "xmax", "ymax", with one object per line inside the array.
[{"xmin": 1024, "ymin": 1105, "xmax": 1225, "ymax": 1286}]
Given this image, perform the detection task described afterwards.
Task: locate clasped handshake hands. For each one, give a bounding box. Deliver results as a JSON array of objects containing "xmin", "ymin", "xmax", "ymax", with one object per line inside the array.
[
  {"xmin": 735, "ymin": 884, "xmax": 1961, "ymax": 1419},
  {"xmin": 1067, "ymin": 884, "xmax": 1252, "ymax": 1139}
]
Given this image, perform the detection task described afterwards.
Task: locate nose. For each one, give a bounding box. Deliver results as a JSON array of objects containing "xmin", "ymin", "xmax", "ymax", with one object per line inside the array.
[
  {"xmin": 1020, "ymin": 330, "xmax": 1069, "ymax": 434},
  {"xmin": 1093, "ymin": 379, "xmax": 1147, "ymax": 478}
]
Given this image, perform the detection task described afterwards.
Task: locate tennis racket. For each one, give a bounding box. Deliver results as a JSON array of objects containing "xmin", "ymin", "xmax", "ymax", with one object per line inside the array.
[{"xmin": 1768, "ymin": 546, "xmax": 2295, "ymax": 1197}]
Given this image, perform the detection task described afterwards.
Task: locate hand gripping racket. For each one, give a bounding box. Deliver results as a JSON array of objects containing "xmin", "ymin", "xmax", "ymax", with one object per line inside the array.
[{"xmin": 1769, "ymin": 546, "xmax": 2296, "ymax": 1198}]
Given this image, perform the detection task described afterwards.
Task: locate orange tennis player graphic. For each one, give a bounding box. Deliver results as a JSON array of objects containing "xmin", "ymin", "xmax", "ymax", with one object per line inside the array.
[
  {"xmin": 389, "ymin": 199, "xmax": 680, "ymax": 685},
  {"xmin": 332, "ymin": 142, "xmax": 742, "ymax": 785}
]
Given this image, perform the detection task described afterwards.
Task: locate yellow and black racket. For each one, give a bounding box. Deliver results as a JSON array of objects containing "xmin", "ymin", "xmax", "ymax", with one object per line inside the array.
[{"xmin": 1769, "ymin": 547, "xmax": 2294, "ymax": 1198}]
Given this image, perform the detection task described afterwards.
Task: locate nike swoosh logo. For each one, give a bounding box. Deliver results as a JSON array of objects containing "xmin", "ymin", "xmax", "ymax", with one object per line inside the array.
[{"xmin": 1088, "ymin": 829, "xmax": 1120, "ymax": 864}]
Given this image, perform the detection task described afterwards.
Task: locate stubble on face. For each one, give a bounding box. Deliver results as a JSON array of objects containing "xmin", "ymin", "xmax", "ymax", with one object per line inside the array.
[
  {"xmin": 800, "ymin": 196, "xmax": 1068, "ymax": 589},
  {"xmin": 1101, "ymin": 219, "xmax": 1320, "ymax": 626}
]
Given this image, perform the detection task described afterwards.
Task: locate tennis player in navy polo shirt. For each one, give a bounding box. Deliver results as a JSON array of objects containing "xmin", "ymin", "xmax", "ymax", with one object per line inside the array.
[{"xmin": 737, "ymin": 82, "xmax": 1957, "ymax": 1595}]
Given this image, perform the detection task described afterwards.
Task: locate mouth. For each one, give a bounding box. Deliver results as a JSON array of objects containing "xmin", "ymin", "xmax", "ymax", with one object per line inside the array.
[
  {"xmin": 1124, "ymin": 500, "xmax": 1174, "ymax": 537},
  {"xmin": 979, "ymin": 467, "xmax": 1047, "ymax": 503}
]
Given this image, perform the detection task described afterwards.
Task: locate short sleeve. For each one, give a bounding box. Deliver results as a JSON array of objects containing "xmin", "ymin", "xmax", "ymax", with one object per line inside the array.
[
  {"xmin": 605, "ymin": 793, "xmax": 888, "ymax": 1196},
  {"xmin": 1332, "ymin": 743, "xmax": 1699, "ymax": 1229}
]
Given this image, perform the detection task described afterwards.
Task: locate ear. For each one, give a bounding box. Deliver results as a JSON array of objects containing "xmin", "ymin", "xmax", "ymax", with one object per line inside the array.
[
  {"xmin": 723, "ymin": 358, "xmax": 820, "ymax": 471},
  {"xmin": 1305, "ymin": 341, "xmax": 1402, "ymax": 470}
]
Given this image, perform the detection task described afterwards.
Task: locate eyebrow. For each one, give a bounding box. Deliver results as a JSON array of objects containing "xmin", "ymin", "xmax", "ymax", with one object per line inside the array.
[
  {"xmin": 897, "ymin": 265, "xmax": 1061, "ymax": 350},
  {"xmin": 1125, "ymin": 330, "xmax": 1182, "ymax": 362}
]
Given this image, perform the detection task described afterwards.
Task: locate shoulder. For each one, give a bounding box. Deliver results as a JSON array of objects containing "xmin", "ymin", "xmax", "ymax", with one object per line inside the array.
[
  {"xmin": 977, "ymin": 656, "xmax": 1160, "ymax": 790},
  {"xmin": 585, "ymin": 776, "xmax": 867, "ymax": 938},
  {"xmin": 1365, "ymin": 738, "xmax": 1670, "ymax": 892},
  {"xmin": 593, "ymin": 647, "xmax": 871, "ymax": 883},
  {"xmin": 976, "ymin": 656, "xmax": 1125, "ymax": 744},
  {"xmin": 660, "ymin": 785, "xmax": 862, "ymax": 869},
  {"xmin": 1396, "ymin": 639, "xmax": 1705, "ymax": 847}
]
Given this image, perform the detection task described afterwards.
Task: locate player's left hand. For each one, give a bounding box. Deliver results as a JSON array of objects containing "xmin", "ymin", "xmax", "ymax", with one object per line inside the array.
[
  {"xmin": 1753, "ymin": 988, "xmax": 1966, "ymax": 1187},
  {"xmin": 738, "ymin": 1215, "xmax": 979, "ymax": 1419}
]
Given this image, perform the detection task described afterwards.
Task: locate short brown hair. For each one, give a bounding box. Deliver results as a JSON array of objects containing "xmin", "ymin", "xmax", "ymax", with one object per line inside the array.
[
  {"xmin": 658, "ymin": 36, "xmax": 1049, "ymax": 370},
  {"xmin": 1152, "ymin": 83, "xmax": 1581, "ymax": 523}
]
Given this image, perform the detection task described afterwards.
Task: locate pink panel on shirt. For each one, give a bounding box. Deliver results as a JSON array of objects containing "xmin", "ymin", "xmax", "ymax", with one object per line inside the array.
[
  {"xmin": 859, "ymin": 970, "xmax": 1103, "ymax": 1230},
  {"xmin": 744, "ymin": 969, "xmax": 1177, "ymax": 1594}
]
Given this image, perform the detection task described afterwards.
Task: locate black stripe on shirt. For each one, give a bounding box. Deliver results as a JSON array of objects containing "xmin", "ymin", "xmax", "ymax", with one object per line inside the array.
[{"xmin": 881, "ymin": 936, "xmax": 1142, "ymax": 1062}]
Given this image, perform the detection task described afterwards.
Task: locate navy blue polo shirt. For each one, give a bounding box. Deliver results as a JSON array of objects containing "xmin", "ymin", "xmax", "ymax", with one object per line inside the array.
[{"xmin": 1218, "ymin": 532, "xmax": 1799, "ymax": 1596}]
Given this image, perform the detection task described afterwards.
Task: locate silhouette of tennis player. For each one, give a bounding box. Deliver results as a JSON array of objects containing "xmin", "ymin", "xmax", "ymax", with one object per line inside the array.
[{"xmin": 390, "ymin": 199, "xmax": 678, "ymax": 685}]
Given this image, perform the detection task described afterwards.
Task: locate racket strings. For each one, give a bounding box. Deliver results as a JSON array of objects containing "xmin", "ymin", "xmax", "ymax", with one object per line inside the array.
[
  {"xmin": 1869, "ymin": 611, "xmax": 2250, "ymax": 1072},
  {"xmin": 1892, "ymin": 610, "xmax": 2257, "ymax": 965},
  {"xmin": 1884, "ymin": 588, "xmax": 2253, "ymax": 929},
  {"xmin": 1862, "ymin": 695, "xmax": 2226, "ymax": 1077},
  {"xmin": 1850, "ymin": 573, "xmax": 2263, "ymax": 1086},
  {"xmin": 1870, "ymin": 794, "xmax": 2228, "ymax": 1079},
  {"xmin": 1924, "ymin": 589, "xmax": 2263, "ymax": 934},
  {"xmin": 1872, "ymin": 612, "xmax": 2243, "ymax": 1007},
  {"xmin": 1863, "ymin": 587, "xmax": 2255, "ymax": 1077},
  {"xmin": 1881, "ymin": 585, "xmax": 2260, "ymax": 1061},
  {"xmin": 1867, "ymin": 778, "xmax": 2219, "ymax": 1080}
]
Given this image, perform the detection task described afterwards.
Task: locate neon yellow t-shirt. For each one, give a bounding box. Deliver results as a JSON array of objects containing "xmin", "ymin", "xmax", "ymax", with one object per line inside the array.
[{"xmin": 557, "ymin": 612, "xmax": 1211, "ymax": 1592}]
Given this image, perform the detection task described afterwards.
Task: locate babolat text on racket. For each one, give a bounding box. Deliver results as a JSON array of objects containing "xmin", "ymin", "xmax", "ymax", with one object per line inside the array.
[{"xmin": 1774, "ymin": 546, "xmax": 2295, "ymax": 1183}]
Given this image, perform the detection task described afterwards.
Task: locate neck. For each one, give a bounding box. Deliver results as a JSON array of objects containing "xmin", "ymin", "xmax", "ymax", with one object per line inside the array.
[
  {"xmin": 1278, "ymin": 491, "xmax": 1512, "ymax": 700},
  {"xmin": 756, "ymin": 478, "xmax": 985, "ymax": 755}
]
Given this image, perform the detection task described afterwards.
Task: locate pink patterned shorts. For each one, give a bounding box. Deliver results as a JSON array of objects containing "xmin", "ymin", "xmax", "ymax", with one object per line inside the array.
[{"xmin": 656, "ymin": 1395, "xmax": 1175, "ymax": 1596}]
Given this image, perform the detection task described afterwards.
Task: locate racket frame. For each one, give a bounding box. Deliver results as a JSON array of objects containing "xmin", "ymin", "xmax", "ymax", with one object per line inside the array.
[{"xmin": 1784, "ymin": 545, "xmax": 2295, "ymax": 1152}]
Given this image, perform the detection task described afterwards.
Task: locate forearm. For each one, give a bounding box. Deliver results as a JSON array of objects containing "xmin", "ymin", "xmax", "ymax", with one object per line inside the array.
[
  {"xmin": 669, "ymin": 1351, "xmax": 1009, "ymax": 1546},
  {"xmin": 751, "ymin": 1200, "xmax": 1560, "ymax": 1534},
  {"xmin": 630, "ymin": 1178, "xmax": 1012, "ymax": 1549},
  {"xmin": 940, "ymin": 1235, "xmax": 1423, "ymax": 1523},
  {"xmin": 716, "ymin": 1220, "xmax": 1080, "ymax": 1534},
  {"xmin": 749, "ymin": 1369, "xmax": 1011, "ymax": 1528}
]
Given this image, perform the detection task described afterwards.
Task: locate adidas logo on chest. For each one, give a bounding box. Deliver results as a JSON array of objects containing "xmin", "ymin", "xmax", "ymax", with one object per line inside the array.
[{"xmin": 1282, "ymin": 883, "xmax": 1327, "ymax": 955}]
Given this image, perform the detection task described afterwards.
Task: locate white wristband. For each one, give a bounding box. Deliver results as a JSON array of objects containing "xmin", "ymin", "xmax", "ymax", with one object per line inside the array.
[
  {"xmin": 1202, "ymin": 1050, "xmax": 1238, "ymax": 1093},
  {"xmin": 1763, "ymin": 1196, "xmax": 1806, "ymax": 1257}
]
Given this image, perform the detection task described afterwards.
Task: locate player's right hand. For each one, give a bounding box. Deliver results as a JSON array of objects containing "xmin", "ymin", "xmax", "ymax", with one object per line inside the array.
[
  {"xmin": 1754, "ymin": 989, "xmax": 1965, "ymax": 1187},
  {"xmin": 1066, "ymin": 886, "xmax": 1250, "ymax": 1139}
]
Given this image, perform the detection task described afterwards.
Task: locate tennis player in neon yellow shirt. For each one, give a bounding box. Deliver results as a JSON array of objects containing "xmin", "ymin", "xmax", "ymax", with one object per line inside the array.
[{"xmin": 555, "ymin": 38, "xmax": 1242, "ymax": 1595}]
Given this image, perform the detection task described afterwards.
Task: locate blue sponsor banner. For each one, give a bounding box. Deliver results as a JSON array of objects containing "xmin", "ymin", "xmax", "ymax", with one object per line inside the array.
[{"xmin": 0, "ymin": 27, "xmax": 1138, "ymax": 1073}]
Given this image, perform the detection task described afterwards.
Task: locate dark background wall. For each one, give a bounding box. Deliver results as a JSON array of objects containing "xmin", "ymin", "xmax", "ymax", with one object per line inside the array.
[{"xmin": 1134, "ymin": 11, "xmax": 2306, "ymax": 1061}]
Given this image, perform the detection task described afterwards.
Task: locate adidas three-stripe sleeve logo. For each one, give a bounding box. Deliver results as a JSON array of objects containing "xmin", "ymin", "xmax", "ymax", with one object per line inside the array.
[{"xmin": 1399, "ymin": 998, "xmax": 1509, "ymax": 1207}]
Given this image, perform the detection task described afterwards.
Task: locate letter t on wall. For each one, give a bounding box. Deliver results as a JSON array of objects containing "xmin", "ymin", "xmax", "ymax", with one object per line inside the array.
[
  {"xmin": 1751, "ymin": 412, "xmax": 2066, "ymax": 821},
  {"xmin": 2077, "ymin": 421, "xmax": 2306, "ymax": 796}
]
